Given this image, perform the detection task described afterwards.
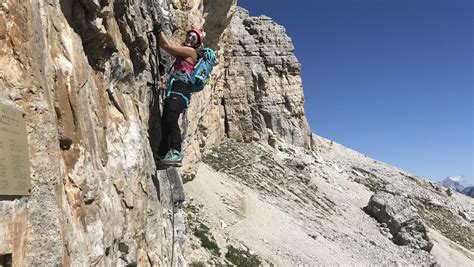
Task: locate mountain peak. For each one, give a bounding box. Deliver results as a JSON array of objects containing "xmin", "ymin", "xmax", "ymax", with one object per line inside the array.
[{"xmin": 442, "ymin": 176, "xmax": 466, "ymax": 192}]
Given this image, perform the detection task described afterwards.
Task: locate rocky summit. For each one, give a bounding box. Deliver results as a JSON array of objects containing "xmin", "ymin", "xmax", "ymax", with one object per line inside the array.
[{"xmin": 0, "ymin": 1, "xmax": 472, "ymax": 266}]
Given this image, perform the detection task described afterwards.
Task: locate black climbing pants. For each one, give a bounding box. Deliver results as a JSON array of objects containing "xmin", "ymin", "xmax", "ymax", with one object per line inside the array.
[{"xmin": 158, "ymin": 95, "xmax": 187, "ymax": 157}]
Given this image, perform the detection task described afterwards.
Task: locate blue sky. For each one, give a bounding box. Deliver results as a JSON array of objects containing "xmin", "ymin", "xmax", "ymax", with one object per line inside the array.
[{"xmin": 238, "ymin": 0, "xmax": 473, "ymax": 184}]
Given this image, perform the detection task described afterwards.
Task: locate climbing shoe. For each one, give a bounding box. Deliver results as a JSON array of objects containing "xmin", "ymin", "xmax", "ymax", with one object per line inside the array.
[
  {"xmin": 160, "ymin": 149, "xmax": 182, "ymax": 167},
  {"xmin": 154, "ymin": 154, "xmax": 164, "ymax": 166}
]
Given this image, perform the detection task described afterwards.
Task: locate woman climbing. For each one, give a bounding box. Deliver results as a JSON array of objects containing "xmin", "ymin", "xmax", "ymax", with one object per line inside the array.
[{"xmin": 152, "ymin": 21, "xmax": 206, "ymax": 167}]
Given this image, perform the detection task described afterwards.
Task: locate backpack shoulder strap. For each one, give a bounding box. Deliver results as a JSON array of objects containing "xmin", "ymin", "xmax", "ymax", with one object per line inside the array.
[{"xmin": 196, "ymin": 47, "xmax": 205, "ymax": 58}]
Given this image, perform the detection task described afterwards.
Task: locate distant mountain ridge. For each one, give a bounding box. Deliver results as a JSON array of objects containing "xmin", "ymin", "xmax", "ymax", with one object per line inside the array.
[
  {"xmin": 462, "ymin": 186, "xmax": 474, "ymax": 198},
  {"xmin": 442, "ymin": 176, "xmax": 465, "ymax": 191},
  {"xmin": 441, "ymin": 176, "xmax": 473, "ymax": 198}
]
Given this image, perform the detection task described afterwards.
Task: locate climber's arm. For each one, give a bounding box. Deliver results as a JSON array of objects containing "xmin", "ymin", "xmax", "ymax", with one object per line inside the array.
[{"xmin": 159, "ymin": 32, "xmax": 197, "ymax": 59}]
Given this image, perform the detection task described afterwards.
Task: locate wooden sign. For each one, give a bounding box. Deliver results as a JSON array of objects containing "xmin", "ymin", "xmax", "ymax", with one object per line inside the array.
[{"xmin": 0, "ymin": 100, "xmax": 30, "ymax": 195}]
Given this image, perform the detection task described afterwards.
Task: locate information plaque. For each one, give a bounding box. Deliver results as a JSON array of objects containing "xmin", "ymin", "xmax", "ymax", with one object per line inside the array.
[{"xmin": 0, "ymin": 100, "xmax": 30, "ymax": 195}]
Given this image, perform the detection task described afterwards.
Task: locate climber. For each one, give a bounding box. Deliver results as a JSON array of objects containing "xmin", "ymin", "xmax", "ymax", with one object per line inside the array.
[{"xmin": 152, "ymin": 21, "xmax": 206, "ymax": 167}]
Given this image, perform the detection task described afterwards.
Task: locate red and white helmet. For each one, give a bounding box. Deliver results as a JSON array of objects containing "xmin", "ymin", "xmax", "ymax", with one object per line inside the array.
[{"xmin": 186, "ymin": 29, "xmax": 206, "ymax": 48}]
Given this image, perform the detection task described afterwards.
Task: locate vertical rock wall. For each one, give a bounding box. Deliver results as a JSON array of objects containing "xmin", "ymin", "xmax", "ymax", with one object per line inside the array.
[{"xmin": 0, "ymin": 0, "xmax": 183, "ymax": 265}]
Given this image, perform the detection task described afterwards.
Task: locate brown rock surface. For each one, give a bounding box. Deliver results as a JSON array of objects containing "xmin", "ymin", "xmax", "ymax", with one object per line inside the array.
[{"xmin": 0, "ymin": 0, "xmax": 197, "ymax": 265}]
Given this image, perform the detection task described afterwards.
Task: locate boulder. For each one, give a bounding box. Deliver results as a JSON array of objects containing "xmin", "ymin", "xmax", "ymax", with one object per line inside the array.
[{"xmin": 364, "ymin": 191, "xmax": 433, "ymax": 251}]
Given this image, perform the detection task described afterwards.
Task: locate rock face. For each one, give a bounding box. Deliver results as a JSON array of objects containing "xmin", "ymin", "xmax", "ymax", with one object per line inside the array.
[
  {"xmin": 0, "ymin": 0, "xmax": 235, "ymax": 265},
  {"xmin": 364, "ymin": 192, "xmax": 434, "ymax": 251},
  {"xmin": 220, "ymin": 7, "xmax": 311, "ymax": 148}
]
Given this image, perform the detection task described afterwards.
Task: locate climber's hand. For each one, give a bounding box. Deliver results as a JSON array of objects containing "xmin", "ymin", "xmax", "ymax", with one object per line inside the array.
[{"xmin": 153, "ymin": 21, "xmax": 163, "ymax": 35}]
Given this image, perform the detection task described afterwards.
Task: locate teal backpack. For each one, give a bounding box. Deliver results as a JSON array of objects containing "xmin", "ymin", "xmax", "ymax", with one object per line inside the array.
[
  {"xmin": 189, "ymin": 48, "xmax": 216, "ymax": 92},
  {"xmin": 167, "ymin": 48, "xmax": 216, "ymax": 106}
]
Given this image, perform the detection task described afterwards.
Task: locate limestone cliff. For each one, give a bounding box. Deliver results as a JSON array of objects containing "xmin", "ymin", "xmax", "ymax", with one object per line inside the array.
[{"xmin": 222, "ymin": 8, "xmax": 311, "ymax": 148}]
